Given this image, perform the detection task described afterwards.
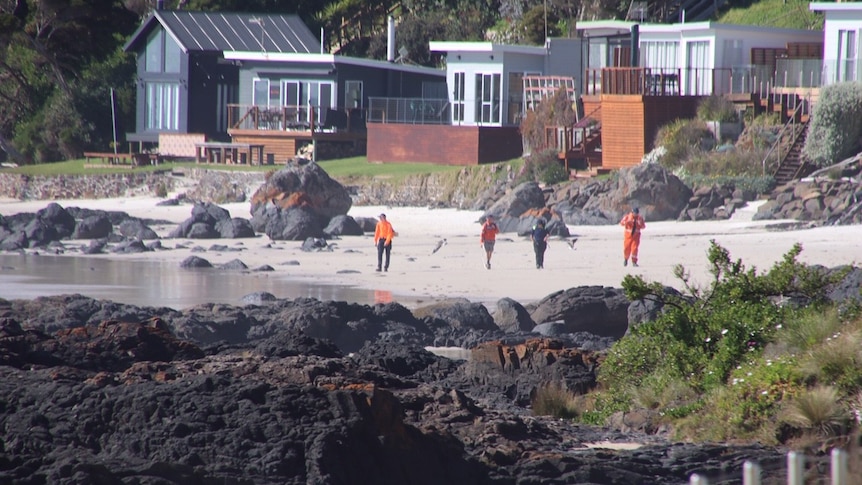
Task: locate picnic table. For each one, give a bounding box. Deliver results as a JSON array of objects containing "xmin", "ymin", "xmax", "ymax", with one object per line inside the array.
[{"xmin": 194, "ymin": 142, "xmax": 266, "ymax": 165}]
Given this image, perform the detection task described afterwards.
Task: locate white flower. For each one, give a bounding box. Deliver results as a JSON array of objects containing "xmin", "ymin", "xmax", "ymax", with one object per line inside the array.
[
  {"xmin": 747, "ymin": 372, "xmax": 753, "ymax": 376},
  {"xmin": 721, "ymin": 329, "xmax": 729, "ymax": 335},
  {"xmin": 761, "ymin": 391, "xmax": 768, "ymax": 395},
  {"xmin": 776, "ymin": 324, "xmax": 783, "ymax": 329},
  {"xmin": 705, "ymin": 337, "xmax": 711, "ymax": 343}
]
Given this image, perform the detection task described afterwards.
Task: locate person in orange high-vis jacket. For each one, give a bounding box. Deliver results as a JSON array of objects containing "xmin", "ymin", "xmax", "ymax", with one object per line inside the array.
[
  {"xmin": 479, "ymin": 215, "xmax": 500, "ymax": 269},
  {"xmin": 374, "ymin": 213, "xmax": 395, "ymax": 272},
  {"xmin": 619, "ymin": 207, "xmax": 646, "ymax": 267}
]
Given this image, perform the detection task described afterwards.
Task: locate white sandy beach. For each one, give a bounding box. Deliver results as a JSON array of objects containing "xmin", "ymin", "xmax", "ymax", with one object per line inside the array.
[{"xmin": 1, "ymin": 194, "xmax": 859, "ymax": 308}]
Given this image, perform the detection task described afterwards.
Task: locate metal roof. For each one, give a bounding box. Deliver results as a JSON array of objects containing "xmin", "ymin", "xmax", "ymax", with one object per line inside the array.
[{"xmin": 124, "ymin": 10, "xmax": 320, "ymax": 54}]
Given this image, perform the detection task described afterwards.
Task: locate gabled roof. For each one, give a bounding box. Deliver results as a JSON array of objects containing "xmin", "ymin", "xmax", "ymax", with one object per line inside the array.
[{"xmin": 123, "ymin": 10, "xmax": 319, "ymax": 54}]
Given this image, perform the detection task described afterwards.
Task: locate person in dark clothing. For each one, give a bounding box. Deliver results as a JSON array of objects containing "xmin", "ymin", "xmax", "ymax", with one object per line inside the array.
[{"xmin": 530, "ymin": 219, "xmax": 549, "ymax": 269}]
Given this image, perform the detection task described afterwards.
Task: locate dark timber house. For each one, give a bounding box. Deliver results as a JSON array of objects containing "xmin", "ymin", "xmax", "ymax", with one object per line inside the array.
[{"xmin": 123, "ymin": 9, "xmax": 445, "ymax": 163}]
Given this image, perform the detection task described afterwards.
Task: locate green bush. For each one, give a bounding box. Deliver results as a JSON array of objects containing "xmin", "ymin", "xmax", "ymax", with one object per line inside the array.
[
  {"xmin": 599, "ymin": 242, "xmax": 847, "ymax": 399},
  {"xmin": 520, "ymin": 149, "xmax": 568, "ymax": 185},
  {"xmin": 803, "ymin": 82, "xmax": 862, "ymax": 167},
  {"xmin": 532, "ymin": 382, "xmax": 580, "ymax": 419},
  {"xmin": 653, "ymin": 118, "xmax": 715, "ymax": 169},
  {"xmin": 697, "ymin": 95, "xmax": 740, "ymax": 123}
]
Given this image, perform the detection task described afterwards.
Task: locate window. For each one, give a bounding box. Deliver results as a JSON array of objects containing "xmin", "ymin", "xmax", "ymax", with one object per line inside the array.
[
  {"xmin": 145, "ymin": 82, "xmax": 179, "ymax": 130},
  {"xmin": 838, "ymin": 29, "xmax": 858, "ymax": 82},
  {"xmin": 474, "ymin": 73, "xmax": 501, "ymax": 124},
  {"xmin": 145, "ymin": 28, "xmax": 180, "ymax": 73},
  {"xmin": 453, "ymin": 72, "xmax": 465, "ymax": 122},
  {"xmin": 280, "ymin": 80, "xmax": 335, "ymax": 125},
  {"xmin": 640, "ymin": 41, "xmax": 679, "ymax": 70},
  {"xmin": 345, "ymin": 80, "xmax": 363, "ymax": 108},
  {"xmin": 685, "ymin": 40, "xmax": 710, "ymax": 95},
  {"xmin": 253, "ymin": 78, "xmax": 270, "ymax": 106}
]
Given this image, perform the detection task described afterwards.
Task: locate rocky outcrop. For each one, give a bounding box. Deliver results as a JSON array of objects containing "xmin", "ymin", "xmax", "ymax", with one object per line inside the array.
[
  {"xmin": 528, "ymin": 286, "xmax": 631, "ymax": 339},
  {"xmin": 483, "ymin": 182, "xmax": 570, "ymax": 236},
  {"xmin": 168, "ymin": 202, "xmax": 256, "ymax": 239},
  {"xmin": 0, "ymin": 203, "xmax": 162, "ymax": 249},
  {"xmin": 754, "ymin": 178, "xmax": 862, "ymax": 225},
  {"xmin": 250, "ymin": 161, "xmax": 352, "ymax": 220},
  {"xmin": 677, "ymin": 183, "xmax": 757, "ymax": 221},
  {"xmin": 546, "ymin": 164, "xmax": 693, "ymax": 225}
]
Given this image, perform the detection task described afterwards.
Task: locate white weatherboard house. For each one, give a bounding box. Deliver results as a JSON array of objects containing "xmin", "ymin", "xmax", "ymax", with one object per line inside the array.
[
  {"xmin": 810, "ymin": 2, "xmax": 862, "ymax": 85},
  {"xmin": 428, "ymin": 39, "xmax": 583, "ymax": 127},
  {"xmin": 573, "ymin": 20, "xmax": 823, "ymax": 95}
]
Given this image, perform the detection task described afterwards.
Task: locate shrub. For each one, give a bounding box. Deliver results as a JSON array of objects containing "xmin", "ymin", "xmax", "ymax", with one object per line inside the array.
[
  {"xmin": 532, "ymin": 382, "xmax": 580, "ymax": 419},
  {"xmin": 520, "ymin": 149, "xmax": 568, "ymax": 185},
  {"xmin": 676, "ymin": 356, "xmax": 804, "ymax": 442},
  {"xmin": 803, "ymin": 82, "xmax": 862, "ymax": 167},
  {"xmin": 782, "ymin": 386, "xmax": 848, "ymax": 437},
  {"xmin": 599, "ymin": 242, "xmax": 848, "ymax": 398},
  {"xmin": 801, "ymin": 331, "xmax": 862, "ymax": 394},
  {"xmin": 697, "ymin": 95, "xmax": 740, "ymax": 123},
  {"xmin": 653, "ymin": 118, "xmax": 715, "ymax": 169},
  {"xmin": 681, "ymin": 148, "xmax": 768, "ymax": 178},
  {"xmin": 519, "ymin": 87, "xmax": 577, "ymax": 154}
]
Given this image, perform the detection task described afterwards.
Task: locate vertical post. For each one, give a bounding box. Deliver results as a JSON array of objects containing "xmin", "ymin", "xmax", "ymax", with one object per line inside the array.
[
  {"xmin": 831, "ymin": 448, "xmax": 847, "ymax": 485},
  {"xmin": 689, "ymin": 474, "xmax": 708, "ymax": 485},
  {"xmin": 787, "ymin": 451, "xmax": 804, "ymax": 485},
  {"xmin": 110, "ymin": 88, "xmax": 118, "ymax": 156},
  {"xmin": 742, "ymin": 461, "xmax": 761, "ymax": 485}
]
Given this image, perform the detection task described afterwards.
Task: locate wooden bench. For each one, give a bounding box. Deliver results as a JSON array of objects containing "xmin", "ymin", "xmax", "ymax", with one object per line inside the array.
[{"xmin": 194, "ymin": 142, "xmax": 266, "ymax": 165}]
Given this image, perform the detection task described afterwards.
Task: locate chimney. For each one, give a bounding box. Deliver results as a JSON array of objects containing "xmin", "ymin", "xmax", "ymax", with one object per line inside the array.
[
  {"xmin": 387, "ymin": 16, "xmax": 395, "ymax": 62},
  {"xmin": 156, "ymin": 0, "xmax": 164, "ymax": 10}
]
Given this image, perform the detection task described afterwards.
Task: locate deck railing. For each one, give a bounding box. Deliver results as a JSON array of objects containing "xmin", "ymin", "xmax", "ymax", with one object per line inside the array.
[
  {"xmin": 226, "ymin": 104, "xmax": 366, "ymax": 133},
  {"xmin": 367, "ymin": 97, "xmax": 450, "ymax": 125},
  {"xmin": 584, "ymin": 65, "xmax": 832, "ymax": 97}
]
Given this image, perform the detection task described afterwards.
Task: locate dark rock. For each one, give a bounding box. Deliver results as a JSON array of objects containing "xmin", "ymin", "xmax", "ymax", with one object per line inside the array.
[
  {"xmin": 36, "ymin": 202, "xmax": 76, "ymax": 239},
  {"xmin": 263, "ymin": 206, "xmax": 326, "ymax": 241},
  {"xmin": 186, "ymin": 222, "xmax": 220, "ymax": 239},
  {"xmin": 492, "ymin": 297, "xmax": 535, "ymax": 333},
  {"xmin": 254, "ymin": 265, "xmax": 275, "ymax": 272},
  {"xmin": 110, "ymin": 239, "xmax": 150, "ymax": 254},
  {"xmin": 301, "ymin": 237, "xmax": 329, "ymax": 251},
  {"xmin": 23, "ymin": 218, "xmax": 58, "ymax": 247},
  {"xmin": 413, "ymin": 298, "xmax": 497, "ymax": 331},
  {"xmin": 249, "ymin": 161, "xmax": 352, "ymax": 222},
  {"xmin": 240, "ymin": 292, "xmax": 278, "ymax": 305},
  {"xmin": 484, "ymin": 182, "xmax": 547, "ymax": 233},
  {"xmin": 180, "ymin": 256, "xmax": 213, "ymax": 268},
  {"xmin": 215, "ymin": 217, "xmax": 256, "ymax": 238},
  {"xmin": 82, "ymin": 239, "xmax": 107, "ymax": 254},
  {"xmin": 529, "ymin": 286, "xmax": 630, "ymax": 338},
  {"xmin": 323, "ymin": 214, "xmax": 364, "ymax": 236},
  {"xmin": 219, "ymin": 259, "xmax": 248, "ymax": 270},
  {"xmin": 71, "ymin": 215, "xmax": 113, "ymax": 239},
  {"xmin": 118, "ymin": 219, "xmax": 159, "ymax": 240}
]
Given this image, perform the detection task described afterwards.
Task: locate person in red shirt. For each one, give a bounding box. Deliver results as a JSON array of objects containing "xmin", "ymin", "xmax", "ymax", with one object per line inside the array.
[
  {"xmin": 374, "ymin": 213, "xmax": 395, "ymax": 272},
  {"xmin": 619, "ymin": 207, "xmax": 646, "ymax": 267},
  {"xmin": 480, "ymin": 215, "xmax": 500, "ymax": 269}
]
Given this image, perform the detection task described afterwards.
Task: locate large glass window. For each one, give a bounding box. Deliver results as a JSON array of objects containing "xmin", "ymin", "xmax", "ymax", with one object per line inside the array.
[
  {"xmin": 145, "ymin": 29, "xmax": 181, "ymax": 73},
  {"xmin": 280, "ymin": 80, "xmax": 335, "ymax": 125},
  {"xmin": 640, "ymin": 41, "xmax": 679, "ymax": 69},
  {"xmin": 474, "ymin": 73, "xmax": 501, "ymax": 124},
  {"xmin": 345, "ymin": 80, "xmax": 363, "ymax": 108},
  {"xmin": 145, "ymin": 82, "xmax": 179, "ymax": 130},
  {"xmin": 452, "ymin": 72, "xmax": 465, "ymax": 122},
  {"xmin": 685, "ymin": 40, "xmax": 710, "ymax": 95},
  {"xmin": 145, "ymin": 30, "xmax": 163, "ymax": 73},
  {"xmin": 838, "ymin": 29, "xmax": 858, "ymax": 82}
]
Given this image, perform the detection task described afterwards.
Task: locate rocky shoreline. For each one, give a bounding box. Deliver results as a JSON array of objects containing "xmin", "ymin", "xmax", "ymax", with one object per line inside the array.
[{"xmin": 0, "ymin": 292, "xmax": 817, "ymax": 484}]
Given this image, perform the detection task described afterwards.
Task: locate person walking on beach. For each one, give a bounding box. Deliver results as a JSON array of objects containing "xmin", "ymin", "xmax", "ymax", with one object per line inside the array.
[
  {"xmin": 619, "ymin": 207, "xmax": 646, "ymax": 267},
  {"xmin": 480, "ymin": 215, "xmax": 499, "ymax": 269},
  {"xmin": 374, "ymin": 213, "xmax": 395, "ymax": 272},
  {"xmin": 530, "ymin": 219, "xmax": 549, "ymax": 269}
]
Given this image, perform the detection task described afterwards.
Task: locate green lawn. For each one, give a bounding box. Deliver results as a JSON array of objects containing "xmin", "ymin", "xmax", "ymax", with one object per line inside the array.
[
  {"xmin": 1, "ymin": 156, "xmax": 468, "ymax": 179},
  {"xmin": 717, "ymin": 0, "xmax": 822, "ymax": 30}
]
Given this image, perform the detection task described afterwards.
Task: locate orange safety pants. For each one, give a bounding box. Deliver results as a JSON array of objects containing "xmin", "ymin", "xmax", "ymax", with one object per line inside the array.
[{"xmin": 623, "ymin": 233, "xmax": 641, "ymax": 263}]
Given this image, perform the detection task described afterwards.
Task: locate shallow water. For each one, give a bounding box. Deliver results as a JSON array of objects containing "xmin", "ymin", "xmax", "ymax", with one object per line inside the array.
[{"xmin": 0, "ymin": 254, "xmax": 414, "ymax": 310}]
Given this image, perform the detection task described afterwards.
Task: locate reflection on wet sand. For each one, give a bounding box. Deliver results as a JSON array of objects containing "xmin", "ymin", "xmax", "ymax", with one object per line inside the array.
[{"xmin": 0, "ymin": 254, "xmax": 423, "ymax": 310}]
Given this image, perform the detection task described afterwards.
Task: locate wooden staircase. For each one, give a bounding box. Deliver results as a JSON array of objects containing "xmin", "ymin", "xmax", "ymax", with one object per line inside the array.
[{"xmin": 772, "ymin": 120, "xmax": 814, "ymax": 185}]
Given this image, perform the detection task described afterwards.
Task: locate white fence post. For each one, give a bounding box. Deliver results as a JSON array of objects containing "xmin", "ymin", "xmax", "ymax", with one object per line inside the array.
[
  {"xmin": 689, "ymin": 474, "xmax": 708, "ymax": 485},
  {"xmin": 743, "ymin": 461, "xmax": 761, "ymax": 485},
  {"xmin": 787, "ymin": 451, "xmax": 804, "ymax": 485},
  {"xmin": 831, "ymin": 448, "xmax": 847, "ymax": 485}
]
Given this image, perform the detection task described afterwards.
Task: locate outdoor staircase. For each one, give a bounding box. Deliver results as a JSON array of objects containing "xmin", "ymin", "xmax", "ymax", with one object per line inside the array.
[{"xmin": 772, "ymin": 121, "xmax": 813, "ymax": 185}]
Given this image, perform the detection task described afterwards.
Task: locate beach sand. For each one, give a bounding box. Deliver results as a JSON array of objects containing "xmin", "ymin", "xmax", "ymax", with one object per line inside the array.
[{"xmin": 1, "ymin": 195, "xmax": 859, "ymax": 308}]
